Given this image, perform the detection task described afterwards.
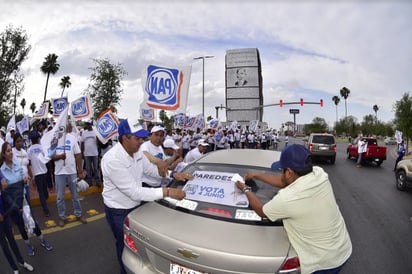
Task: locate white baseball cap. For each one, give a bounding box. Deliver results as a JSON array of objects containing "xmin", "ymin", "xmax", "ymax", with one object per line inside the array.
[{"xmin": 163, "ymin": 139, "xmax": 179, "ymax": 150}]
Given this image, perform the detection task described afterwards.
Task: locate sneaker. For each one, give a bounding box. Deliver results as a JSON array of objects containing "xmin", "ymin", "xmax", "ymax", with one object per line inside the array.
[
  {"xmin": 58, "ymin": 218, "xmax": 66, "ymax": 227},
  {"xmin": 27, "ymin": 245, "xmax": 34, "ymax": 256},
  {"xmin": 19, "ymin": 262, "xmax": 34, "ymax": 272},
  {"xmin": 41, "ymin": 239, "xmax": 53, "ymax": 251},
  {"xmin": 77, "ymin": 216, "xmax": 88, "ymax": 224},
  {"xmin": 13, "ymin": 270, "xmax": 19, "ymax": 274}
]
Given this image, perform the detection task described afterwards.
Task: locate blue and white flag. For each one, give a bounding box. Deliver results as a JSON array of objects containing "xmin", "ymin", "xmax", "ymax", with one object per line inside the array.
[
  {"xmin": 70, "ymin": 95, "xmax": 93, "ymax": 121},
  {"xmin": 94, "ymin": 108, "xmax": 119, "ymax": 144},
  {"xmin": 16, "ymin": 116, "xmax": 29, "ymax": 133},
  {"xmin": 140, "ymin": 103, "xmax": 155, "ymax": 121},
  {"xmin": 32, "ymin": 102, "xmax": 49, "ymax": 120},
  {"xmin": 51, "ymin": 97, "xmax": 69, "ymax": 118},
  {"xmin": 142, "ymin": 64, "xmax": 191, "ymax": 113},
  {"xmin": 41, "ymin": 105, "xmax": 69, "ymax": 158},
  {"xmin": 208, "ymin": 118, "xmax": 221, "ymax": 130},
  {"xmin": 173, "ymin": 113, "xmax": 186, "ymax": 129},
  {"xmin": 395, "ymin": 130, "xmax": 403, "ymax": 143},
  {"xmin": 249, "ymin": 120, "xmax": 259, "ymax": 132}
]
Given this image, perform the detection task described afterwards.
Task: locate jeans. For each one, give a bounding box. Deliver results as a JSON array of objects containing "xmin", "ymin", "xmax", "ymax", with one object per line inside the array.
[
  {"xmin": 357, "ymin": 153, "xmax": 363, "ymax": 164},
  {"xmin": 0, "ymin": 216, "xmax": 24, "ymax": 271},
  {"xmin": 10, "ymin": 204, "xmax": 42, "ymax": 240},
  {"xmin": 55, "ymin": 173, "xmax": 82, "ymax": 219},
  {"xmin": 85, "ymin": 156, "xmax": 100, "ymax": 185},
  {"xmin": 105, "ymin": 205, "xmax": 139, "ymax": 274},
  {"xmin": 34, "ymin": 173, "xmax": 50, "ymax": 215}
]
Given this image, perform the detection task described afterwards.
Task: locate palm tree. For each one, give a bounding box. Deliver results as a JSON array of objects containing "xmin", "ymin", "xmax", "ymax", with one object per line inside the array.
[
  {"xmin": 40, "ymin": 53, "xmax": 60, "ymax": 102},
  {"xmin": 20, "ymin": 98, "xmax": 26, "ymax": 114},
  {"xmin": 332, "ymin": 95, "xmax": 340, "ymax": 128},
  {"xmin": 30, "ymin": 102, "xmax": 36, "ymax": 114},
  {"xmin": 59, "ymin": 75, "xmax": 71, "ymax": 97},
  {"xmin": 340, "ymin": 87, "xmax": 350, "ymax": 122},
  {"xmin": 373, "ymin": 104, "xmax": 379, "ymax": 123}
]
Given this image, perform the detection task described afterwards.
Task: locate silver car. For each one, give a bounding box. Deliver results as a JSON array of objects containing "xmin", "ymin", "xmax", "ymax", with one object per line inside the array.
[{"xmin": 122, "ymin": 149, "xmax": 300, "ymax": 274}]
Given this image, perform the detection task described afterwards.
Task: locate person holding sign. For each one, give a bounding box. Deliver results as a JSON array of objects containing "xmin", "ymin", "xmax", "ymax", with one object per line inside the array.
[{"xmin": 235, "ymin": 144, "xmax": 352, "ymax": 274}]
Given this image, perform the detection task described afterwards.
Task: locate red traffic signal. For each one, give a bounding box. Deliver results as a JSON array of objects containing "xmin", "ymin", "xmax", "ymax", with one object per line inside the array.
[
  {"xmin": 279, "ymin": 99, "xmax": 283, "ymax": 107},
  {"xmin": 300, "ymin": 98, "xmax": 304, "ymax": 106},
  {"xmin": 320, "ymin": 99, "xmax": 323, "ymax": 107}
]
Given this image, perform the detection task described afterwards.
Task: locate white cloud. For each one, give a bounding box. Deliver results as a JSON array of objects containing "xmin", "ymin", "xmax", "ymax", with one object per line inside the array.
[{"xmin": 1, "ymin": 0, "xmax": 411, "ymax": 129}]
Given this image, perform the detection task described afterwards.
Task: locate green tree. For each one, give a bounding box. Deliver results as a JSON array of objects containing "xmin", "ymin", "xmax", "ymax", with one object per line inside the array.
[
  {"xmin": 340, "ymin": 87, "xmax": 350, "ymax": 122},
  {"xmin": 84, "ymin": 58, "xmax": 126, "ymax": 118},
  {"xmin": 332, "ymin": 95, "xmax": 340, "ymax": 129},
  {"xmin": 159, "ymin": 110, "xmax": 174, "ymax": 130},
  {"xmin": 30, "ymin": 102, "xmax": 36, "ymax": 114},
  {"xmin": 59, "ymin": 75, "xmax": 71, "ymax": 97},
  {"xmin": 0, "ymin": 25, "xmax": 31, "ymax": 125},
  {"xmin": 20, "ymin": 98, "xmax": 26, "ymax": 114},
  {"xmin": 335, "ymin": 115, "xmax": 359, "ymax": 137},
  {"xmin": 40, "ymin": 53, "xmax": 60, "ymax": 103},
  {"xmin": 303, "ymin": 117, "xmax": 329, "ymax": 134},
  {"xmin": 393, "ymin": 92, "xmax": 412, "ymax": 145}
]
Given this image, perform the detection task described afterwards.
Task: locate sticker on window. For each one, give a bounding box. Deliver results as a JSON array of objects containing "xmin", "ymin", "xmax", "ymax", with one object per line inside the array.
[{"xmin": 183, "ymin": 171, "xmax": 249, "ymax": 208}]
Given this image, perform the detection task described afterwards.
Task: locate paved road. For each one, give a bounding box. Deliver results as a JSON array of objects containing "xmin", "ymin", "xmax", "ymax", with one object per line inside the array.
[{"xmin": 1, "ymin": 139, "xmax": 411, "ymax": 273}]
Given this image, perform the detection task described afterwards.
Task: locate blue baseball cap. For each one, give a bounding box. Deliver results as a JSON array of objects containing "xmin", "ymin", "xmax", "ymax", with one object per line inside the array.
[
  {"xmin": 118, "ymin": 119, "xmax": 149, "ymax": 138},
  {"xmin": 271, "ymin": 144, "xmax": 312, "ymax": 171}
]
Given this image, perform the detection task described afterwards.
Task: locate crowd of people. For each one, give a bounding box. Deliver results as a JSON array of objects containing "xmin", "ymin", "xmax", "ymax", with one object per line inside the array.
[{"xmin": 0, "ymin": 118, "xmax": 353, "ymax": 274}]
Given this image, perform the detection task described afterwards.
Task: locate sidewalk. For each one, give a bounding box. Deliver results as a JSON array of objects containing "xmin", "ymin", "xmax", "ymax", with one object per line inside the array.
[{"xmin": 28, "ymin": 182, "xmax": 103, "ymax": 207}]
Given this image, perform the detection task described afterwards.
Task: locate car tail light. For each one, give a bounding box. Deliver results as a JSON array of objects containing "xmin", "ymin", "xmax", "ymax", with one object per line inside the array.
[
  {"xmin": 279, "ymin": 256, "xmax": 300, "ymax": 273},
  {"xmin": 308, "ymin": 144, "xmax": 313, "ymax": 151},
  {"xmin": 123, "ymin": 216, "xmax": 138, "ymax": 254},
  {"xmin": 333, "ymin": 144, "xmax": 336, "ymax": 152}
]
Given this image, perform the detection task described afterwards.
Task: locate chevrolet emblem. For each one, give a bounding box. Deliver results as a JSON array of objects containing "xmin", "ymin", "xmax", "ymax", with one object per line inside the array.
[{"xmin": 177, "ymin": 248, "xmax": 199, "ymax": 259}]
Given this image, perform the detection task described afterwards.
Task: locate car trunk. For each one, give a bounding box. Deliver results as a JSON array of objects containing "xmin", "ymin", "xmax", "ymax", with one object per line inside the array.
[{"xmin": 126, "ymin": 202, "xmax": 292, "ymax": 274}]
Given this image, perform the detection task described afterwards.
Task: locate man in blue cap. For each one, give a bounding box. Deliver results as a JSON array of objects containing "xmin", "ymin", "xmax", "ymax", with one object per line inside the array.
[
  {"xmin": 101, "ymin": 119, "xmax": 186, "ymax": 274},
  {"xmin": 235, "ymin": 144, "xmax": 352, "ymax": 274}
]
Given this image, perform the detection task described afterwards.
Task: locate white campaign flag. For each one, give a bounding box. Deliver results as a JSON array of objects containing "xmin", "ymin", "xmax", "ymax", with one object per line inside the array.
[
  {"xmin": 142, "ymin": 64, "xmax": 191, "ymax": 113},
  {"xmin": 7, "ymin": 114, "xmax": 16, "ymax": 131},
  {"xmin": 41, "ymin": 105, "xmax": 69, "ymax": 158},
  {"xmin": 16, "ymin": 116, "xmax": 30, "ymax": 133},
  {"xmin": 94, "ymin": 108, "xmax": 120, "ymax": 144},
  {"xmin": 32, "ymin": 102, "xmax": 50, "ymax": 122}
]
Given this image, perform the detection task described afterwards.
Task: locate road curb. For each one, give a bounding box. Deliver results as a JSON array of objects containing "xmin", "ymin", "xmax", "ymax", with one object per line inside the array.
[{"xmin": 29, "ymin": 186, "xmax": 103, "ymax": 207}]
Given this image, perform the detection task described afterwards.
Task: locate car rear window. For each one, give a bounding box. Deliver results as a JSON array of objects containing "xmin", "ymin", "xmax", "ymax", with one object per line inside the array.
[
  {"xmin": 159, "ymin": 163, "xmax": 282, "ymax": 226},
  {"xmin": 312, "ymin": 135, "xmax": 335, "ymax": 144}
]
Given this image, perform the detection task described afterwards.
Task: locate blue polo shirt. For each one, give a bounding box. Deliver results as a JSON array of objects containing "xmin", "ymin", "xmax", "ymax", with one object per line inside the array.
[{"xmin": 0, "ymin": 162, "xmax": 24, "ymax": 185}]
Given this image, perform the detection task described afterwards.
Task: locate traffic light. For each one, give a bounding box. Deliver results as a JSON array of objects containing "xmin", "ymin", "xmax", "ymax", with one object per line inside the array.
[
  {"xmin": 279, "ymin": 99, "xmax": 283, "ymax": 107},
  {"xmin": 300, "ymin": 98, "xmax": 304, "ymax": 106},
  {"xmin": 320, "ymin": 99, "xmax": 323, "ymax": 107}
]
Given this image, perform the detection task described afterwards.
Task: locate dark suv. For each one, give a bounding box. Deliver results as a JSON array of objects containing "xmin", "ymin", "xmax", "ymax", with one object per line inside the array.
[{"xmin": 307, "ymin": 133, "xmax": 336, "ymax": 164}]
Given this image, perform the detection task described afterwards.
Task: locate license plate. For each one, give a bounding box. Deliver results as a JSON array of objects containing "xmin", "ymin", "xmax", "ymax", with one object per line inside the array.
[
  {"xmin": 319, "ymin": 146, "xmax": 329, "ymax": 150},
  {"xmin": 170, "ymin": 262, "xmax": 206, "ymax": 274}
]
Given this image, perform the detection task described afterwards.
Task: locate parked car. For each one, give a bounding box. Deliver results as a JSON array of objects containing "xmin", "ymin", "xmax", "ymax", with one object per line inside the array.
[
  {"xmin": 384, "ymin": 137, "xmax": 397, "ymax": 145},
  {"xmin": 307, "ymin": 133, "xmax": 336, "ymax": 164},
  {"xmin": 395, "ymin": 158, "xmax": 412, "ymax": 191},
  {"xmin": 122, "ymin": 149, "xmax": 300, "ymax": 274},
  {"xmin": 347, "ymin": 137, "xmax": 387, "ymax": 166}
]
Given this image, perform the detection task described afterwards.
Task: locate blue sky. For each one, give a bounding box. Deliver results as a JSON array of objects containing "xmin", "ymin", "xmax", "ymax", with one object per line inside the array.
[{"xmin": 2, "ymin": 0, "xmax": 411, "ymax": 130}]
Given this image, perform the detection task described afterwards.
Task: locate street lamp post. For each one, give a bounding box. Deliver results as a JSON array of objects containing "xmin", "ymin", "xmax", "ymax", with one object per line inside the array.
[{"xmin": 194, "ymin": 55, "xmax": 214, "ymax": 117}]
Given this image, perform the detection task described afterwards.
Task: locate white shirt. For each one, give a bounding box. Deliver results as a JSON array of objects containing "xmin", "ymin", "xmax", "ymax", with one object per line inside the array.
[
  {"xmin": 27, "ymin": 143, "xmax": 48, "ymax": 176},
  {"xmin": 184, "ymin": 147, "xmax": 202, "ymax": 163},
  {"xmin": 54, "ymin": 133, "xmax": 81, "ymax": 175},
  {"xmin": 81, "ymin": 129, "xmax": 99, "ymax": 157},
  {"xmin": 12, "ymin": 147, "xmax": 29, "ymax": 176},
  {"xmin": 263, "ymin": 167, "xmax": 352, "ymax": 273},
  {"xmin": 140, "ymin": 141, "xmax": 166, "ymax": 187},
  {"xmin": 101, "ymin": 142, "xmax": 163, "ymax": 209}
]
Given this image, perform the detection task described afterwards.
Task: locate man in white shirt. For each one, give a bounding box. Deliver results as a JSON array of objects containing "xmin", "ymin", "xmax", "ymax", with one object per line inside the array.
[
  {"xmin": 81, "ymin": 120, "xmax": 101, "ymax": 186},
  {"xmin": 49, "ymin": 123, "xmax": 87, "ymax": 227},
  {"xmin": 184, "ymin": 139, "xmax": 209, "ymax": 163},
  {"xmin": 140, "ymin": 126, "xmax": 180, "ymax": 187},
  {"xmin": 101, "ymin": 119, "xmax": 185, "ymax": 274}
]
